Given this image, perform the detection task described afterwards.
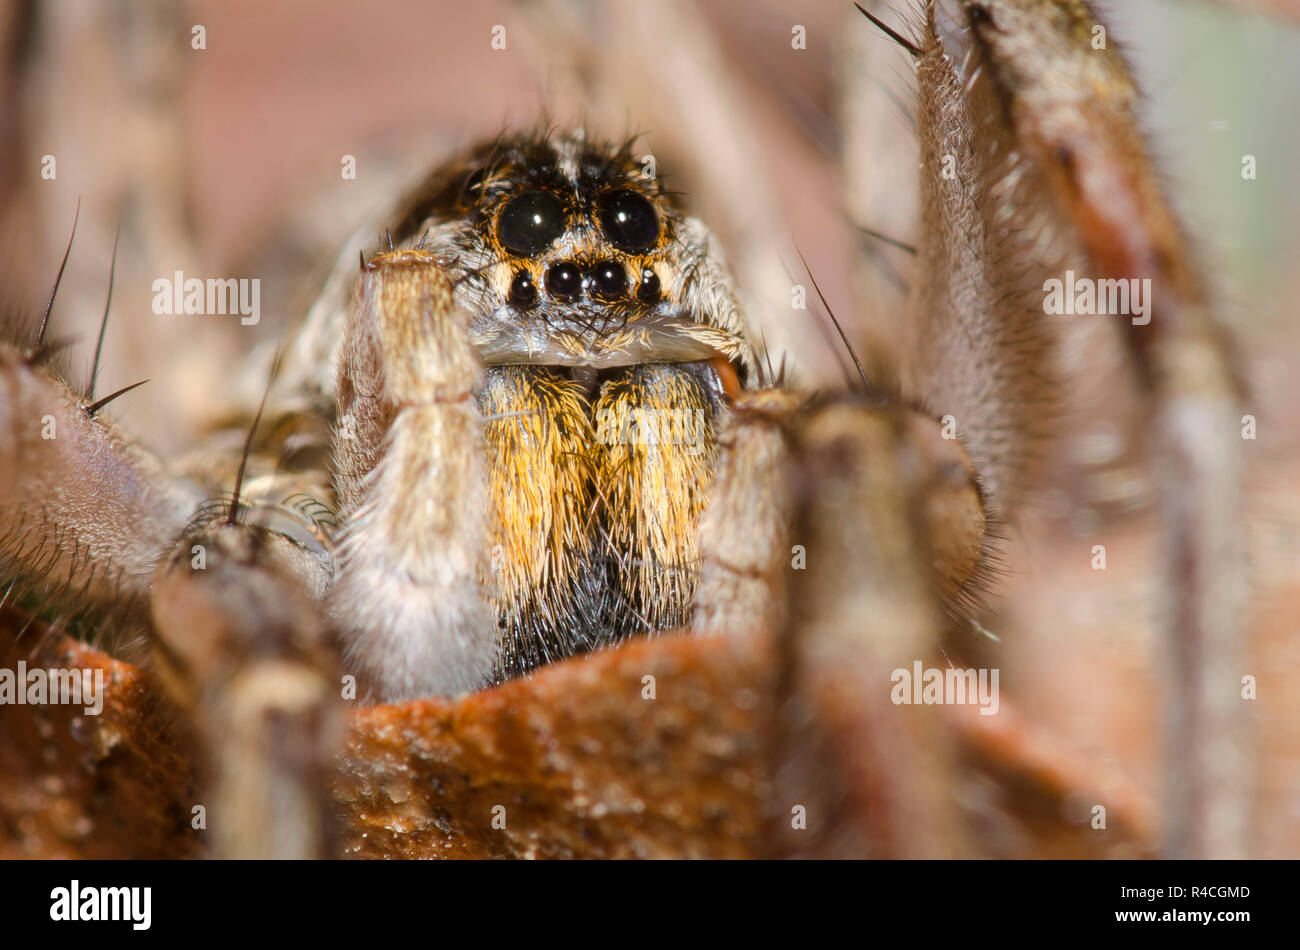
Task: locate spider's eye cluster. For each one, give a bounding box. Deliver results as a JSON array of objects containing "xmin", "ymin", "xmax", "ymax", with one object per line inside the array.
[
  {"xmin": 596, "ymin": 189, "xmax": 659, "ymax": 252},
  {"xmin": 497, "ymin": 191, "xmax": 566, "ymax": 255}
]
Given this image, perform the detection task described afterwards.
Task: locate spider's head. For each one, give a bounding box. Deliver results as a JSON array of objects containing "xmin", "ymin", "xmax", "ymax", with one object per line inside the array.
[{"xmin": 390, "ymin": 130, "xmax": 755, "ymax": 380}]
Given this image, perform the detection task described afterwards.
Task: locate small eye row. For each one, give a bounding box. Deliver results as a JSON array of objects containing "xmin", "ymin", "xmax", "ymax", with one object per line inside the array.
[
  {"xmin": 495, "ymin": 188, "xmax": 660, "ymax": 257},
  {"xmin": 509, "ymin": 262, "xmax": 662, "ymax": 306}
]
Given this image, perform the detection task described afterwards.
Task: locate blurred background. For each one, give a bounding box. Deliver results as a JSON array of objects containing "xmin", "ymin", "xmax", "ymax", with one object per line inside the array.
[{"xmin": 0, "ymin": 0, "xmax": 1296, "ymax": 856}]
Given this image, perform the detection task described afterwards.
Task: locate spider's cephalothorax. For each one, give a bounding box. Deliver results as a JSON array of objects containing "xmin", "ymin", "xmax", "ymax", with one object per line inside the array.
[
  {"xmin": 325, "ymin": 132, "xmax": 760, "ymax": 698},
  {"xmin": 393, "ymin": 132, "xmax": 755, "ymax": 374}
]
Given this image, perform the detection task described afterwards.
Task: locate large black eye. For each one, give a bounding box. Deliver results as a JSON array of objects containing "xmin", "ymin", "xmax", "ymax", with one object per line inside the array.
[
  {"xmin": 597, "ymin": 189, "xmax": 659, "ymax": 252},
  {"xmin": 497, "ymin": 191, "xmax": 566, "ymax": 256}
]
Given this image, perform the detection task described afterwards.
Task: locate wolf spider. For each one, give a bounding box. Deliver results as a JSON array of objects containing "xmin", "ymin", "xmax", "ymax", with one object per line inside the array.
[{"xmin": 0, "ymin": 0, "xmax": 1248, "ymax": 859}]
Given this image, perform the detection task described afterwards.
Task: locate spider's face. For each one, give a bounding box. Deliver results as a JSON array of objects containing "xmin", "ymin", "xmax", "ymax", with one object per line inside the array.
[{"xmin": 391, "ymin": 131, "xmax": 754, "ymax": 377}]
